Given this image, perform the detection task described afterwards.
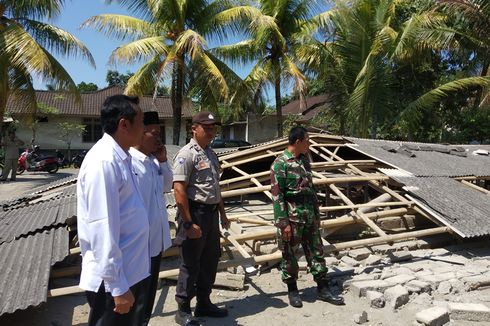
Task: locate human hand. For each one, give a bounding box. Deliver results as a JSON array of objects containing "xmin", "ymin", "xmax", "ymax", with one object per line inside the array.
[
  {"xmin": 186, "ymin": 224, "xmax": 202, "ymax": 239},
  {"xmin": 282, "ymin": 224, "xmax": 292, "ymax": 242},
  {"xmin": 220, "ymin": 214, "xmax": 230, "ymax": 229},
  {"xmin": 154, "ymin": 143, "xmax": 167, "ymax": 162},
  {"xmin": 113, "ymin": 290, "xmax": 135, "ymax": 314}
]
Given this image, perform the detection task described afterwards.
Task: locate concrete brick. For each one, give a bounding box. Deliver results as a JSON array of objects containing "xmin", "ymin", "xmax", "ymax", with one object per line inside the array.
[
  {"xmin": 380, "ymin": 269, "xmax": 396, "ymax": 280},
  {"xmin": 415, "ymin": 307, "xmax": 450, "ymax": 326},
  {"xmin": 324, "ymin": 256, "xmax": 339, "ymax": 266},
  {"xmin": 411, "ymin": 293, "xmax": 432, "ymax": 306},
  {"xmin": 384, "ymin": 274, "xmax": 416, "ymax": 285},
  {"xmin": 364, "ymin": 254, "xmax": 382, "ymax": 266},
  {"xmin": 415, "ymin": 270, "xmax": 433, "ymax": 277},
  {"xmin": 437, "ymin": 281, "xmax": 452, "ymax": 295},
  {"xmin": 384, "ymin": 285, "xmax": 409, "ymax": 309},
  {"xmin": 448, "ymin": 279, "xmax": 465, "ymax": 294},
  {"xmin": 348, "ymin": 248, "xmax": 372, "ymax": 261},
  {"xmin": 388, "ymin": 251, "xmax": 413, "ymax": 263},
  {"xmin": 341, "ymin": 255, "xmax": 361, "ymax": 267},
  {"xmin": 462, "ymin": 273, "xmax": 490, "ymax": 291},
  {"xmin": 427, "ymin": 248, "xmax": 450, "ymax": 256},
  {"xmin": 366, "ymin": 290, "xmax": 385, "ymax": 308},
  {"xmin": 350, "ymin": 280, "xmax": 395, "ymax": 297},
  {"xmin": 371, "ymin": 244, "xmax": 396, "ymax": 254},
  {"xmin": 447, "ymin": 302, "xmax": 490, "ymax": 322},
  {"xmin": 353, "ymin": 311, "xmax": 368, "ymax": 324},
  {"xmin": 391, "ymin": 267, "xmax": 415, "ymax": 276},
  {"xmin": 418, "ymin": 272, "xmax": 456, "ymax": 287},
  {"xmin": 406, "ymin": 280, "xmax": 432, "ymax": 294}
]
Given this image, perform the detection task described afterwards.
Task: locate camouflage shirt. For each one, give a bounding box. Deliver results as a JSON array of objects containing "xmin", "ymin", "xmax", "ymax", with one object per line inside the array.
[{"xmin": 270, "ymin": 149, "xmax": 319, "ymax": 227}]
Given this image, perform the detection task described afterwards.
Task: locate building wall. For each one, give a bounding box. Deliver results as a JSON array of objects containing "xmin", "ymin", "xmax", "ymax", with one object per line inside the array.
[
  {"xmin": 247, "ymin": 114, "xmax": 277, "ymax": 144},
  {"xmin": 164, "ymin": 119, "xmax": 190, "ymax": 145},
  {"xmin": 14, "ymin": 116, "xmax": 190, "ymax": 152}
]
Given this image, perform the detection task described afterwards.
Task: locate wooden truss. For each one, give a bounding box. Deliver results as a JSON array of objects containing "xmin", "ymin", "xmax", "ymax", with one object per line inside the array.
[{"xmin": 49, "ymin": 133, "xmax": 454, "ymax": 296}]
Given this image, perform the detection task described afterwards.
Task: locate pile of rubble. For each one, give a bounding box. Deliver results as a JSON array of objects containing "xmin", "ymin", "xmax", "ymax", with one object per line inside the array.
[{"xmin": 325, "ymin": 243, "xmax": 490, "ymax": 325}]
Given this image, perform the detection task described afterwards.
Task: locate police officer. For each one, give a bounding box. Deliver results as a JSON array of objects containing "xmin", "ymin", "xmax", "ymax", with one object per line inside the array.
[
  {"xmin": 270, "ymin": 126, "xmax": 344, "ymax": 308},
  {"xmin": 173, "ymin": 111, "xmax": 230, "ymax": 326}
]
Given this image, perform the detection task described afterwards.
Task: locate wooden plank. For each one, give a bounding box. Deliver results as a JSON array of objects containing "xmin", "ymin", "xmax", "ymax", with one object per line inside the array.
[
  {"xmin": 461, "ymin": 180, "xmax": 490, "ymax": 195},
  {"xmin": 328, "ymin": 183, "xmax": 387, "ymax": 237},
  {"xmin": 221, "ymin": 175, "xmax": 389, "ymax": 198},
  {"xmin": 230, "ymin": 164, "xmax": 272, "ymax": 200},
  {"xmin": 223, "ymin": 231, "xmax": 252, "ymax": 259}
]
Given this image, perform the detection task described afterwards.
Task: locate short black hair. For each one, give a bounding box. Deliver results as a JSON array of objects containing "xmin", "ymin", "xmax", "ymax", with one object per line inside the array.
[
  {"xmin": 288, "ymin": 126, "xmax": 308, "ymax": 144},
  {"xmin": 100, "ymin": 95, "xmax": 140, "ymax": 135}
]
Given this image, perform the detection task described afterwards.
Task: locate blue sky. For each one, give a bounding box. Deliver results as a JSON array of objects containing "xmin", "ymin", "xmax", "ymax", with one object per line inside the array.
[{"xmin": 34, "ymin": 0, "xmax": 254, "ymax": 90}]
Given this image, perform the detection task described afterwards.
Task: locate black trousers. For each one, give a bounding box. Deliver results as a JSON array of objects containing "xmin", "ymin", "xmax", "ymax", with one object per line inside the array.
[
  {"xmin": 175, "ymin": 200, "xmax": 221, "ymax": 304},
  {"xmin": 85, "ymin": 277, "xmax": 150, "ymax": 326},
  {"xmin": 142, "ymin": 253, "xmax": 162, "ymax": 325}
]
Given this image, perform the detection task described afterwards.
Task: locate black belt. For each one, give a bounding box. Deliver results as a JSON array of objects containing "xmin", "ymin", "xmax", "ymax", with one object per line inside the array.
[{"xmin": 189, "ymin": 200, "xmax": 218, "ymax": 212}]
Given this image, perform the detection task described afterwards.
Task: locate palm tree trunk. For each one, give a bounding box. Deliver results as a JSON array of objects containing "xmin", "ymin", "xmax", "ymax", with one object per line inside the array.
[
  {"xmin": 171, "ymin": 57, "xmax": 184, "ymax": 145},
  {"xmin": 275, "ymin": 75, "xmax": 283, "ymax": 138},
  {"xmin": 0, "ymin": 62, "xmax": 8, "ymax": 140}
]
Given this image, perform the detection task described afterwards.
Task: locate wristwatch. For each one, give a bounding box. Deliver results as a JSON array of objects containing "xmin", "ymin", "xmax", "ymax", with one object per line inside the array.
[{"xmin": 183, "ymin": 221, "xmax": 193, "ymax": 230}]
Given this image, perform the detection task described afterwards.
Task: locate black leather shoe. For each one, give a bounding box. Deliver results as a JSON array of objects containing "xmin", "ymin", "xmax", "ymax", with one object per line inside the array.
[
  {"xmin": 195, "ymin": 299, "xmax": 228, "ymax": 318},
  {"xmin": 317, "ymin": 287, "xmax": 345, "ymax": 305},
  {"xmin": 288, "ymin": 290, "xmax": 303, "ymax": 308},
  {"xmin": 175, "ymin": 311, "xmax": 201, "ymax": 326}
]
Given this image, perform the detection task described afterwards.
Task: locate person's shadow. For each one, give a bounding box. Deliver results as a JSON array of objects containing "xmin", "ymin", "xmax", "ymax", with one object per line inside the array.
[{"xmin": 152, "ymin": 278, "xmax": 288, "ymax": 326}]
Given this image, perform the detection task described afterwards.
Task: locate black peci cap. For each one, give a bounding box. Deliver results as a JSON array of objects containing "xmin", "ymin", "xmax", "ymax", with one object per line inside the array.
[
  {"xmin": 143, "ymin": 111, "xmax": 159, "ymax": 125},
  {"xmin": 192, "ymin": 111, "xmax": 221, "ymax": 125}
]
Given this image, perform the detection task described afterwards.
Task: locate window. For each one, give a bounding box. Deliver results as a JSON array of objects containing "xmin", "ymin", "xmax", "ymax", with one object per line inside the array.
[{"xmin": 82, "ymin": 118, "xmax": 102, "ymax": 143}]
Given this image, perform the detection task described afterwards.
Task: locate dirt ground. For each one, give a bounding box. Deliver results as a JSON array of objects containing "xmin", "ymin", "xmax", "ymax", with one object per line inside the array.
[{"xmin": 2, "ymin": 262, "xmax": 490, "ymax": 326}]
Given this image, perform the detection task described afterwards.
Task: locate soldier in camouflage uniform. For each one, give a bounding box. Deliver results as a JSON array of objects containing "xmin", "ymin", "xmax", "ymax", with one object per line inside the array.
[{"xmin": 270, "ymin": 126, "xmax": 344, "ymax": 308}]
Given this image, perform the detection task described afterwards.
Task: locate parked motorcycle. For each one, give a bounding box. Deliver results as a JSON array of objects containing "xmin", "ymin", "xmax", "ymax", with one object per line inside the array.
[
  {"xmin": 71, "ymin": 150, "xmax": 87, "ymax": 168},
  {"xmin": 17, "ymin": 146, "xmax": 59, "ymax": 174}
]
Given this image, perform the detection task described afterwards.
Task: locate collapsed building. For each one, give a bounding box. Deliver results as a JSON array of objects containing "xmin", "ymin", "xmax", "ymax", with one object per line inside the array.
[{"xmin": 1, "ymin": 133, "xmax": 490, "ymax": 317}]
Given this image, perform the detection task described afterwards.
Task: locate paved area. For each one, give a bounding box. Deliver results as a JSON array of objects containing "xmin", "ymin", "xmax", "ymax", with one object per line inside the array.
[{"xmin": 0, "ymin": 168, "xmax": 79, "ymax": 202}]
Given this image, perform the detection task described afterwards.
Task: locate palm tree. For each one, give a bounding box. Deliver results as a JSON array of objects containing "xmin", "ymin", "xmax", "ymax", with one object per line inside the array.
[
  {"xmin": 213, "ymin": 0, "xmax": 316, "ymax": 137},
  {"xmin": 84, "ymin": 0, "xmax": 239, "ymax": 145},
  {"xmin": 435, "ymin": 0, "xmax": 490, "ymax": 107},
  {"xmin": 0, "ymin": 0, "xmax": 94, "ymax": 134},
  {"xmin": 297, "ymin": 0, "xmax": 490, "ymax": 138}
]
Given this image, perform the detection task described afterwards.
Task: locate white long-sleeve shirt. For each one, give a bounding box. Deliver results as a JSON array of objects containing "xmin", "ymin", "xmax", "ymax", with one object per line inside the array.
[
  {"xmin": 129, "ymin": 148, "xmax": 173, "ymax": 257},
  {"xmin": 77, "ymin": 133, "xmax": 150, "ymax": 296}
]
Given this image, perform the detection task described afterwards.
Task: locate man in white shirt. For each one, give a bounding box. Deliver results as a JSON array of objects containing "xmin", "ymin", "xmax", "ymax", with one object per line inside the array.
[
  {"xmin": 129, "ymin": 111, "xmax": 173, "ymax": 325},
  {"xmin": 77, "ymin": 95, "xmax": 150, "ymax": 326}
]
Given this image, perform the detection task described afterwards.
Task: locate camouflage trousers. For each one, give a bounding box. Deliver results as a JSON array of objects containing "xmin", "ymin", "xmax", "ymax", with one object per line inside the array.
[{"xmin": 277, "ymin": 218, "xmax": 327, "ymax": 284}]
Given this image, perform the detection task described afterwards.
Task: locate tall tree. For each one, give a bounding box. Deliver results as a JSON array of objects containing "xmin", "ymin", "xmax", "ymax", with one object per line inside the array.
[
  {"xmin": 0, "ymin": 0, "xmax": 94, "ymax": 134},
  {"xmin": 214, "ymin": 0, "xmax": 315, "ymax": 137},
  {"xmin": 77, "ymin": 81, "xmax": 99, "ymax": 92},
  {"xmin": 297, "ymin": 0, "xmax": 490, "ymax": 138},
  {"xmin": 84, "ymin": 0, "xmax": 238, "ymax": 145}
]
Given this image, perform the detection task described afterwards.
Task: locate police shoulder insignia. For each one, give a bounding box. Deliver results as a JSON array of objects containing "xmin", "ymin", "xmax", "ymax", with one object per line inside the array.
[{"xmin": 177, "ymin": 157, "xmax": 186, "ymax": 164}]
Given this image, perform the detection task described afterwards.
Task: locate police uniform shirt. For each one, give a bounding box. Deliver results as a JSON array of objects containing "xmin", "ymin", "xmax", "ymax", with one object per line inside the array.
[{"xmin": 173, "ymin": 138, "xmax": 221, "ymax": 204}]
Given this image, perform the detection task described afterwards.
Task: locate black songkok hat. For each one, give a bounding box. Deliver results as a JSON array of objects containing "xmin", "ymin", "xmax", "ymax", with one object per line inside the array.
[{"xmin": 143, "ymin": 111, "xmax": 159, "ymax": 125}]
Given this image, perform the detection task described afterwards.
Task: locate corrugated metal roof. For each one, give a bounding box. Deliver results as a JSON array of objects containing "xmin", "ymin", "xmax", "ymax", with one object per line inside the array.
[
  {"xmin": 0, "ymin": 196, "xmax": 76, "ymax": 245},
  {"xmin": 0, "ymin": 227, "xmax": 69, "ymax": 315},
  {"xmin": 31, "ymin": 176, "xmax": 78, "ymax": 195},
  {"xmin": 394, "ymin": 176, "xmax": 490, "ymax": 238},
  {"xmin": 348, "ymin": 138, "xmax": 490, "ymax": 177}
]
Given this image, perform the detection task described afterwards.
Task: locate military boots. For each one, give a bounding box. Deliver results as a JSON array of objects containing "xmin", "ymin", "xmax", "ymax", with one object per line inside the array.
[
  {"xmin": 317, "ymin": 280, "xmax": 345, "ymax": 305},
  {"xmin": 194, "ymin": 297, "xmax": 228, "ymax": 318}
]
